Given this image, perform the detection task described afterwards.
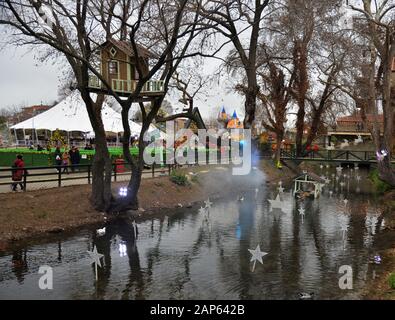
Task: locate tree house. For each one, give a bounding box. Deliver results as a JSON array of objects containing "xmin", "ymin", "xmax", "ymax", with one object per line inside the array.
[{"xmin": 88, "ymin": 39, "xmax": 164, "ymax": 98}]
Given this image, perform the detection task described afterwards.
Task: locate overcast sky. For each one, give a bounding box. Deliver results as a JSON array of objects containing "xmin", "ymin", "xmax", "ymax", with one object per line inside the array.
[{"xmin": 0, "ymin": 43, "xmax": 245, "ymax": 120}]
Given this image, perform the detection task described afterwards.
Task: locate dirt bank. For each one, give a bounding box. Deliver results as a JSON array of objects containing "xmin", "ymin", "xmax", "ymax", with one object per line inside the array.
[{"xmin": 0, "ymin": 162, "xmax": 284, "ymax": 247}]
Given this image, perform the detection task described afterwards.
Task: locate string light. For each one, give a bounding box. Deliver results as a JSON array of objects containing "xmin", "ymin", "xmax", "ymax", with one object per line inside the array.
[{"xmin": 119, "ymin": 187, "xmax": 128, "ymax": 197}]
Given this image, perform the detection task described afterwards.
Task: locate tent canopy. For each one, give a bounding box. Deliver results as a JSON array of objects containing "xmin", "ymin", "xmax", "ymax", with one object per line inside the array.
[{"xmin": 11, "ymin": 92, "xmax": 159, "ymax": 136}]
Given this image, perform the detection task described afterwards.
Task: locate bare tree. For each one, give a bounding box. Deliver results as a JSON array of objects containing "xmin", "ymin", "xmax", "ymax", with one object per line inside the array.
[
  {"xmin": 196, "ymin": 0, "xmax": 271, "ymax": 128},
  {"xmin": 337, "ymin": 0, "xmax": 395, "ymax": 185},
  {"xmin": 1, "ymin": 0, "xmax": 208, "ymax": 211},
  {"xmin": 266, "ymin": 0, "xmax": 345, "ymax": 156},
  {"xmin": 257, "ymin": 62, "xmax": 294, "ymax": 164},
  {"xmin": 0, "ymin": 0, "xmax": 118, "ymax": 211}
]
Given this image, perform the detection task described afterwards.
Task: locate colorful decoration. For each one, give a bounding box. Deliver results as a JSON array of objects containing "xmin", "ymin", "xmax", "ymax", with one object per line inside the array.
[
  {"xmin": 227, "ymin": 110, "xmax": 243, "ymax": 129},
  {"xmin": 376, "ymin": 149, "xmax": 388, "ymax": 161},
  {"xmin": 49, "ymin": 129, "xmax": 67, "ymax": 148}
]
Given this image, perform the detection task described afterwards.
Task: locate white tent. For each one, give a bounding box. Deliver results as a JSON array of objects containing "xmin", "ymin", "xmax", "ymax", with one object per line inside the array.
[{"xmin": 11, "ymin": 91, "xmax": 159, "ymax": 136}]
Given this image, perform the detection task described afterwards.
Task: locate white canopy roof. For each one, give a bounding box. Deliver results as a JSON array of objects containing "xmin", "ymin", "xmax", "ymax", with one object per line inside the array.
[{"xmin": 11, "ymin": 92, "xmax": 159, "ymax": 136}]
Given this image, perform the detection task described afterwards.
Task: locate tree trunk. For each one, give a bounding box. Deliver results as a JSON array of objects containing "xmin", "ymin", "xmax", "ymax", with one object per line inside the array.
[
  {"xmin": 305, "ymin": 107, "xmax": 325, "ymax": 149},
  {"xmin": 90, "ymin": 129, "xmax": 113, "ymax": 211},
  {"xmin": 80, "ymin": 90, "xmax": 113, "ymax": 211},
  {"xmin": 274, "ymin": 132, "xmax": 283, "ymax": 166},
  {"xmin": 295, "ymin": 105, "xmax": 305, "ymax": 156},
  {"xmin": 110, "ymin": 98, "xmax": 163, "ymax": 213},
  {"xmin": 244, "ymin": 76, "xmax": 259, "ymax": 129}
]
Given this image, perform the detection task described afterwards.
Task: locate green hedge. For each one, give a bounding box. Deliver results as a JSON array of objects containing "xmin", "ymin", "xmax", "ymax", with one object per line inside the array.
[{"xmin": 0, "ymin": 147, "xmax": 218, "ymax": 167}]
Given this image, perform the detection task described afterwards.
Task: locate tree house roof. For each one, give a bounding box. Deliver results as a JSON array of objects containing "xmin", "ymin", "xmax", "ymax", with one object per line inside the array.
[{"xmin": 98, "ymin": 38, "xmax": 156, "ymax": 58}]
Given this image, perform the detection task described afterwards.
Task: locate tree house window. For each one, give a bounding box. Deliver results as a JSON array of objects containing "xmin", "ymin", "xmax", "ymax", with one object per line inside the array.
[
  {"xmin": 108, "ymin": 61, "xmax": 119, "ymax": 75},
  {"xmin": 110, "ymin": 47, "xmax": 117, "ymax": 57}
]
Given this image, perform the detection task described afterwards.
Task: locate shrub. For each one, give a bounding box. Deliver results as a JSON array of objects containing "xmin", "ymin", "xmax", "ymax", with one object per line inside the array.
[
  {"xmin": 389, "ymin": 273, "xmax": 395, "ymax": 290},
  {"xmin": 369, "ymin": 169, "xmax": 393, "ymax": 194},
  {"xmin": 170, "ymin": 171, "xmax": 189, "ymax": 186}
]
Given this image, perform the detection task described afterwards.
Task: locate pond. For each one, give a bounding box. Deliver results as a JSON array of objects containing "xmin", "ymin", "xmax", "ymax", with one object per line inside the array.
[{"xmin": 0, "ymin": 168, "xmax": 388, "ymax": 300}]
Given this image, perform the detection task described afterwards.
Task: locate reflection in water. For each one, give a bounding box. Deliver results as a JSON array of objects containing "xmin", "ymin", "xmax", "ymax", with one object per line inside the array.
[
  {"xmin": 0, "ymin": 179, "xmax": 389, "ymax": 300},
  {"xmin": 11, "ymin": 249, "xmax": 28, "ymax": 284}
]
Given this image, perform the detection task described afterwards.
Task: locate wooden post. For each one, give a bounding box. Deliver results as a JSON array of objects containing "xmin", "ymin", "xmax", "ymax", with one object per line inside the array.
[
  {"xmin": 152, "ymin": 165, "xmax": 155, "ymax": 178},
  {"xmin": 58, "ymin": 167, "xmax": 62, "ymax": 188},
  {"xmin": 88, "ymin": 165, "xmax": 91, "ymax": 184},
  {"xmin": 23, "ymin": 169, "xmax": 27, "ymax": 192}
]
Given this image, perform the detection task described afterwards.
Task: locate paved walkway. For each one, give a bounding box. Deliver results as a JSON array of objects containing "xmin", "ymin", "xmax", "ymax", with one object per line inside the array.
[
  {"xmin": 0, "ymin": 164, "xmax": 231, "ymax": 194},
  {"xmin": 0, "ymin": 167, "xmax": 171, "ymax": 194}
]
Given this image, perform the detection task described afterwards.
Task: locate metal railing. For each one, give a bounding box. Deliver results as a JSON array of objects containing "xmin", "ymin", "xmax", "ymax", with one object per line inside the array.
[
  {"xmin": 0, "ymin": 150, "xmax": 241, "ymax": 193},
  {"xmin": 0, "ymin": 162, "xmax": 175, "ymax": 193},
  {"xmin": 280, "ymin": 149, "xmax": 394, "ymax": 164}
]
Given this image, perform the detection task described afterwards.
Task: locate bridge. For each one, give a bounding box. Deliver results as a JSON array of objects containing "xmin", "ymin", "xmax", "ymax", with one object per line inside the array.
[{"xmin": 280, "ymin": 149, "xmax": 395, "ymax": 165}]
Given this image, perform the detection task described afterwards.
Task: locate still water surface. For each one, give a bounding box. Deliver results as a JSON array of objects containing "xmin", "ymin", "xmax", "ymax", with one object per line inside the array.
[{"xmin": 0, "ymin": 176, "xmax": 386, "ymax": 299}]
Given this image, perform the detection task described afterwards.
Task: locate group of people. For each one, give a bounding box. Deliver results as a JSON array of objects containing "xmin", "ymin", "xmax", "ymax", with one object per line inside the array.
[
  {"xmin": 10, "ymin": 146, "xmax": 81, "ymax": 191},
  {"xmin": 54, "ymin": 146, "xmax": 81, "ymax": 173}
]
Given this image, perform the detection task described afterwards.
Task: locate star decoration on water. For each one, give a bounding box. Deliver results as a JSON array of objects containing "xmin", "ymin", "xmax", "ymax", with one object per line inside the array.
[
  {"xmin": 356, "ymin": 175, "xmax": 361, "ymax": 182},
  {"xmin": 324, "ymin": 177, "xmax": 331, "ymax": 184},
  {"xmin": 199, "ymin": 206, "xmax": 209, "ymax": 222},
  {"xmin": 248, "ymin": 245, "xmax": 268, "ymax": 272},
  {"xmin": 298, "ymin": 208, "xmax": 305, "ymax": 223},
  {"xmin": 278, "ymin": 185, "xmax": 285, "ymax": 194},
  {"xmin": 204, "ymin": 198, "xmax": 213, "ymax": 209},
  {"xmin": 340, "ymin": 224, "xmax": 348, "ymax": 241},
  {"xmin": 342, "ymin": 199, "xmax": 349, "ymax": 213},
  {"xmin": 87, "ymin": 245, "xmax": 104, "ymax": 281},
  {"xmin": 340, "ymin": 224, "xmax": 348, "ymax": 232},
  {"xmin": 336, "ymin": 166, "xmax": 343, "ymax": 174},
  {"xmin": 268, "ymin": 194, "xmax": 283, "ymax": 212}
]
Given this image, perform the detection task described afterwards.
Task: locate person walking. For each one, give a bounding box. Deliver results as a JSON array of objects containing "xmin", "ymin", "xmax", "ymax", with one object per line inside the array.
[
  {"xmin": 62, "ymin": 149, "xmax": 70, "ymax": 174},
  {"xmin": 11, "ymin": 155, "xmax": 25, "ymax": 191},
  {"xmin": 69, "ymin": 146, "xmax": 81, "ymax": 172},
  {"xmin": 54, "ymin": 147, "xmax": 62, "ymax": 172}
]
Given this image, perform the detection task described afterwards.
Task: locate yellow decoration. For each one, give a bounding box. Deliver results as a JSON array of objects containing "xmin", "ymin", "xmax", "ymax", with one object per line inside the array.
[{"xmin": 49, "ymin": 129, "xmax": 67, "ymax": 148}]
